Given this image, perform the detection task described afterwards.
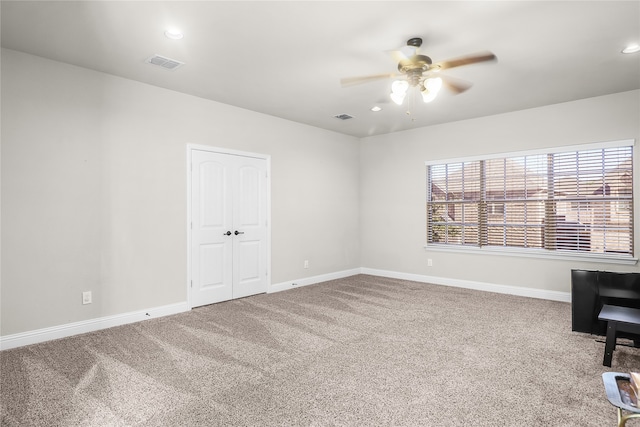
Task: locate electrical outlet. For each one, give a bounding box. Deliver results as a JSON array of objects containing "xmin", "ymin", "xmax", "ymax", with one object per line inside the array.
[
  {"xmin": 428, "ymin": 259, "xmax": 433, "ymax": 267},
  {"xmin": 304, "ymin": 260, "xmax": 309, "ymax": 269},
  {"xmin": 82, "ymin": 291, "xmax": 92, "ymax": 305}
]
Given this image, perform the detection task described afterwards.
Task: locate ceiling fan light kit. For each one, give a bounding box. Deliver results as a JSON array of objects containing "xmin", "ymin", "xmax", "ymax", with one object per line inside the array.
[
  {"xmin": 390, "ymin": 80, "xmax": 409, "ymax": 105},
  {"xmin": 420, "ymin": 77, "xmax": 443, "ymax": 103},
  {"xmin": 390, "ymin": 76, "xmax": 442, "ymax": 105}
]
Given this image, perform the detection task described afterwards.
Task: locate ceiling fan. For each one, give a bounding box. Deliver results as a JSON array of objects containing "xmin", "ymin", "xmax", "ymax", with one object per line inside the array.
[{"xmin": 341, "ymin": 37, "xmax": 497, "ymax": 107}]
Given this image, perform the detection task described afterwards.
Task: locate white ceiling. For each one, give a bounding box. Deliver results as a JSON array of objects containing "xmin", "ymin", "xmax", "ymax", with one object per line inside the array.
[{"xmin": 1, "ymin": 1, "xmax": 639, "ymax": 138}]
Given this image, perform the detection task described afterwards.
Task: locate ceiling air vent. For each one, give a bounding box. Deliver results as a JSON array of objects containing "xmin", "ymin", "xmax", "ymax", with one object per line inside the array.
[
  {"xmin": 334, "ymin": 113, "xmax": 354, "ymax": 120},
  {"xmin": 146, "ymin": 54, "xmax": 184, "ymax": 71}
]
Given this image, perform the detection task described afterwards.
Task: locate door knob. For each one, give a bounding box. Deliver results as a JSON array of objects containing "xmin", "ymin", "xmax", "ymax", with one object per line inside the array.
[
  {"xmin": 223, "ymin": 231, "xmax": 232, "ymax": 236},
  {"xmin": 234, "ymin": 230, "xmax": 245, "ymax": 235}
]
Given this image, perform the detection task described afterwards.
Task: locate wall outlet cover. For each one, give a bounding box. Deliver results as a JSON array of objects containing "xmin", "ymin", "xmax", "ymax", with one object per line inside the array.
[{"xmin": 82, "ymin": 291, "xmax": 92, "ymax": 305}]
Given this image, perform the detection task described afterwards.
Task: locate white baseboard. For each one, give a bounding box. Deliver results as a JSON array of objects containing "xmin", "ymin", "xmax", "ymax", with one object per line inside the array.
[
  {"xmin": 0, "ymin": 302, "xmax": 190, "ymax": 351},
  {"xmin": 1, "ymin": 268, "xmax": 570, "ymax": 351},
  {"xmin": 269, "ymin": 268, "xmax": 361, "ymax": 293},
  {"xmin": 361, "ymin": 268, "xmax": 571, "ymax": 303}
]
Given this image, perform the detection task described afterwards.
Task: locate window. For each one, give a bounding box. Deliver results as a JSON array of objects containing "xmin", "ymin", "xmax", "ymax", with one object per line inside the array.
[{"xmin": 426, "ymin": 140, "xmax": 634, "ymax": 259}]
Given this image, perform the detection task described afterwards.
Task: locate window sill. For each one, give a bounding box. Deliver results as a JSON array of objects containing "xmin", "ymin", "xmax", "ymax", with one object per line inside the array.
[{"xmin": 422, "ymin": 244, "xmax": 638, "ymax": 265}]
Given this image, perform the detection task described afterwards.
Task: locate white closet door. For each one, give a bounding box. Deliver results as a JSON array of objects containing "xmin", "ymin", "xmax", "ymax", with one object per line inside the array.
[
  {"xmin": 232, "ymin": 157, "xmax": 268, "ymax": 299},
  {"xmin": 191, "ymin": 151, "xmax": 234, "ymax": 307},
  {"xmin": 190, "ymin": 149, "xmax": 268, "ymax": 307}
]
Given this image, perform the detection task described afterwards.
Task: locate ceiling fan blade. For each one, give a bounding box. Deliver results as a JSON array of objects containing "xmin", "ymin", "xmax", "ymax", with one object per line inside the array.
[
  {"xmin": 340, "ymin": 73, "xmax": 397, "ymax": 87},
  {"xmin": 440, "ymin": 75, "xmax": 473, "ymax": 94},
  {"xmin": 387, "ymin": 49, "xmax": 406, "ymax": 64},
  {"xmin": 435, "ymin": 51, "xmax": 497, "ymax": 70},
  {"xmin": 387, "ymin": 45, "xmax": 420, "ymax": 63}
]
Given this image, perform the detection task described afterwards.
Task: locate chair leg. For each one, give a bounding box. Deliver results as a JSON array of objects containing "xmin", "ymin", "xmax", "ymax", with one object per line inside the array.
[
  {"xmin": 619, "ymin": 409, "xmax": 640, "ymax": 427},
  {"xmin": 603, "ymin": 321, "xmax": 617, "ymax": 367},
  {"xmin": 619, "ymin": 407, "xmax": 623, "ymax": 427}
]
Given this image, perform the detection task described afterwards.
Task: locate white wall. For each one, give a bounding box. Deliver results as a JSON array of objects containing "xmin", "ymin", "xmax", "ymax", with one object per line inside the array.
[
  {"xmin": 2, "ymin": 46, "xmax": 639, "ymax": 342},
  {"xmin": 360, "ymin": 90, "xmax": 640, "ymax": 293},
  {"xmin": 1, "ymin": 49, "xmax": 360, "ymax": 336}
]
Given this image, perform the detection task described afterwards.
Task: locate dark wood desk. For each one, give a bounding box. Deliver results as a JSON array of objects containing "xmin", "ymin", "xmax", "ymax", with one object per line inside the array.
[{"xmin": 598, "ymin": 304, "xmax": 640, "ymax": 367}]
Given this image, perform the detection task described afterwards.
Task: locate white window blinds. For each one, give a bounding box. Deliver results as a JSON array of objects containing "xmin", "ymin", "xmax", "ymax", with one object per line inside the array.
[{"xmin": 426, "ymin": 141, "xmax": 634, "ymax": 258}]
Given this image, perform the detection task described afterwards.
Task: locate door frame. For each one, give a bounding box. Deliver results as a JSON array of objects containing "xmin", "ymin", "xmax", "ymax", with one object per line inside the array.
[{"xmin": 186, "ymin": 144, "xmax": 271, "ymax": 309}]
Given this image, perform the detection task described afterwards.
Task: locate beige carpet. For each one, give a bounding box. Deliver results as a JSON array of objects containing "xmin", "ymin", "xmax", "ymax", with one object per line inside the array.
[{"xmin": 1, "ymin": 274, "xmax": 638, "ymax": 426}]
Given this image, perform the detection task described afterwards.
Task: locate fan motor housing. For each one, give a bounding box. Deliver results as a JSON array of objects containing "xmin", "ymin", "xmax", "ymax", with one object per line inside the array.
[
  {"xmin": 398, "ymin": 55, "xmax": 432, "ymax": 72},
  {"xmin": 397, "ymin": 55, "xmax": 432, "ymax": 87}
]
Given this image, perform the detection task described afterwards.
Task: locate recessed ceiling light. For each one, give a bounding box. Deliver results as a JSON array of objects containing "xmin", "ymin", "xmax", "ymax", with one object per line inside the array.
[
  {"xmin": 165, "ymin": 29, "xmax": 184, "ymax": 40},
  {"xmin": 371, "ymin": 106, "xmax": 382, "ymax": 112},
  {"xmin": 622, "ymin": 43, "xmax": 640, "ymax": 54}
]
